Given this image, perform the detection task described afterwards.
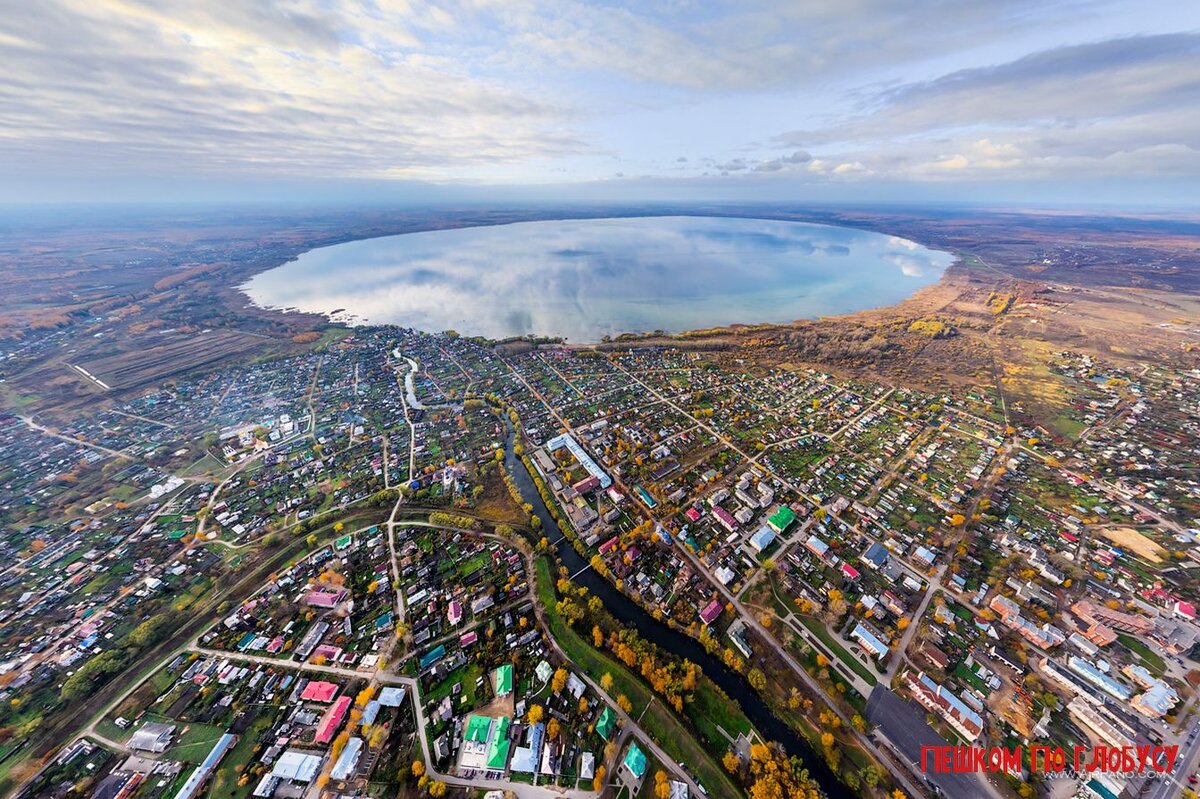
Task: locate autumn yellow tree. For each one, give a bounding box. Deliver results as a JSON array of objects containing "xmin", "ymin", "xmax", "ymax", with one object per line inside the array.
[{"xmin": 593, "ymin": 764, "xmax": 607, "ymax": 791}]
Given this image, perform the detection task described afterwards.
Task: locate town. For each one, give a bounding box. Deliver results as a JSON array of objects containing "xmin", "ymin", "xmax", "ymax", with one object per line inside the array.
[{"xmin": 0, "ymin": 326, "xmax": 1196, "ymax": 799}]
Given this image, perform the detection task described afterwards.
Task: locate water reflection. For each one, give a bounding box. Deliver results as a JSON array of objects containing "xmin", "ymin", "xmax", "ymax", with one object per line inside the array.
[{"xmin": 241, "ymin": 216, "xmax": 953, "ymax": 341}]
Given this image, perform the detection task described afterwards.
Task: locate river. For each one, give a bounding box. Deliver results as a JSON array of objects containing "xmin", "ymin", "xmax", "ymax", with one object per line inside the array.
[{"xmin": 502, "ymin": 422, "xmax": 852, "ymax": 798}]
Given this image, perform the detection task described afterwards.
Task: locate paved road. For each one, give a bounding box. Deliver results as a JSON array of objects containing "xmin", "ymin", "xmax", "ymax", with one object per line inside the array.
[
  {"xmin": 393, "ymin": 520, "xmax": 700, "ymax": 796},
  {"xmin": 19, "ymin": 415, "xmax": 136, "ymax": 460},
  {"xmin": 1143, "ymin": 711, "xmax": 1200, "ymax": 799},
  {"xmin": 867, "ymin": 686, "xmax": 993, "ymax": 799},
  {"xmin": 592, "ymin": 358, "xmax": 935, "ymax": 799}
]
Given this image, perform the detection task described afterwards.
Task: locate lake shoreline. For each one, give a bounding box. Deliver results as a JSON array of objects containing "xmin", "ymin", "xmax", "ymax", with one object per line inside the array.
[{"xmin": 239, "ymin": 214, "xmax": 955, "ymax": 344}]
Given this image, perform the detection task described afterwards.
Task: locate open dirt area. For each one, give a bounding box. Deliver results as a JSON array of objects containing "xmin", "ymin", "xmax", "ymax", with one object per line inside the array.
[{"xmin": 1097, "ymin": 527, "xmax": 1168, "ymax": 563}]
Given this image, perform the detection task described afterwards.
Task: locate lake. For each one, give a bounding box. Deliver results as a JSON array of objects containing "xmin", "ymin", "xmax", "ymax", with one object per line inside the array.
[{"xmin": 241, "ymin": 216, "xmax": 954, "ymax": 342}]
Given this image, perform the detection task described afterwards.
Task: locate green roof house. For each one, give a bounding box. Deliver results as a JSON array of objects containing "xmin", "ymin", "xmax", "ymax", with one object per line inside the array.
[
  {"xmin": 494, "ymin": 664, "xmax": 514, "ymax": 696},
  {"xmin": 486, "ymin": 716, "xmax": 511, "ymax": 770},
  {"xmin": 595, "ymin": 706, "xmax": 616, "ymax": 739},
  {"xmin": 767, "ymin": 505, "xmax": 797, "ymax": 533},
  {"xmin": 465, "ymin": 715, "xmax": 493, "ymax": 744},
  {"xmin": 622, "ymin": 742, "xmax": 648, "ymax": 779}
]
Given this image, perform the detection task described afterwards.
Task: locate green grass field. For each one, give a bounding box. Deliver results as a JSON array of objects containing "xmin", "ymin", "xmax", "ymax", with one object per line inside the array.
[
  {"xmin": 798, "ymin": 616, "xmax": 879, "ymax": 686},
  {"xmin": 163, "ymin": 720, "xmax": 229, "ymax": 764}
]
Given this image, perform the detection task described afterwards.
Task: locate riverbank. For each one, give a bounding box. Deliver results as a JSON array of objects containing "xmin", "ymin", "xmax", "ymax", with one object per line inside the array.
[
  {"xmin": 499, "ymin": 411, "xmax": 856, "ymax": 798},
  {"xmin": 534, "ymin": 557, "xmax": 745, "ymax": 798}
]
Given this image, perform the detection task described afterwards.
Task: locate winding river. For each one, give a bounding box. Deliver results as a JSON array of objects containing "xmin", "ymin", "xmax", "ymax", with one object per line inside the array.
[{"xmin": 502, "ymin": 422, "xmax": 852, "ymax": 798}]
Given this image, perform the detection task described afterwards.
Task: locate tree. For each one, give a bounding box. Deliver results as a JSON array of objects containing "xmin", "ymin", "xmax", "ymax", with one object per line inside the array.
[
  {"xmin": 617, "ymin": 694, "xmax": 632, "ymax": 713},
  {"xmin": 368, "ymin": 724, "xmax": 388, "ymax": 748},
  {"xmin": 411, "ymin": 760, "xmax": 425, "ymax": 778},
  {"xmin": 747, "ymin": 668, "xmax": 767, "ymax": 690},
  {"xmin": 527, "ymin": 704, "xmax": 544, "ymax": 724},
  {"xmin": 428, "ymin": 781, "xmax": 447, "ymax": 797},
  {"xmin": 723, "ymin": 751, "xmax": 740, "ymax": 773},
  {"xmin": 600, "ymin": 672, "xmax": 614, "ymax": 692}
]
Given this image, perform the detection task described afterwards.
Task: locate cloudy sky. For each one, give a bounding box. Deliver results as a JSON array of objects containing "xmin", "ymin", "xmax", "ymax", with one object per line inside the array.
[{"xmin": 2, "ymin": 0, "xmax": 1198, "ymax": 205}]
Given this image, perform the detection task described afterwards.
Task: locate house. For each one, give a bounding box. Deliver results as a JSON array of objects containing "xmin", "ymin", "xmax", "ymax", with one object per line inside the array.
[
  {"xmin": 573, "ymin": 475, "xmax": 601, "ymax": 495},
  {"xmin": 767, "ymin": 506, "xmax": 796, "ymax": 533},
  {"xmin": 699, "ymin": 599, "xmax": 723, "ymax": 625},
  {"xmin": 377, "ymin": 686, "xmax": 407, "ymax": 707},
  {"xmin": 863, "ymin": 542, "xmax": 889, "ymax": 570},
  {"xmin": 804, "ymin": 534, "xmax": 829, "ymax": 560},
  {"xmin": 595, "ymin": 706, "xmax": 617, "ymax": 740},
  {"xmin": 1071, "ymin": 600, "xmax": 1154, "ymax": 635},
  {"xmin": 315, "ymin": 696, "xmax": 352, "ymax": 744},
  {"xmin": 579, "ymin": 752, "xmax": 596, "ymax": 781},
  {"xmin": 921, "ymin": 643, "xmax": 950, "ymax": 670},
  {"xmin": 494, "ymin": 664, "xmax": 514, "ymax": 696},
  {"xmin": 1132, "ymin": 682, "xmax": 1180, "ymax": 719},
  {"xmin": 272, "ymin": 749, "xmax": 323, "ymax": 785},
  {"xmin": 300, "ymin": 680, "xmax": 340, "ymax": 703},
  {"xmin": 304, "ymin": 588, "xmax": 347, "ymax": 608},
  {"xmin": 912, "ymin": 546, "xmax": 937, "ymax": 567},
  {"xmin": 904, "ymin": 672, "xmax": 983, "ymax": 741},
  {"xmin": 546, "ymin": 433, "xmax": 611, "ymax": 488},
  {"xmin": 622, "ymin": 742, "xmax": 648, "ymax": 786},
  {"xmin": 510, "ymin": 722, "xmax": 544, "ymax": 774},
  {"xmin": 173, "ymin": 733, "xmax": 237, "ymax": 799},
  {"xmin": 129, "ymin": 721, "xmax": 176, "ymax": 753},
  {"xmin": 330, "ymin": 737, "xmax": 363, "ymax": 781},
  {"xmin": 749, "ymin": 526, "xmax": 776, "ymax": 553},
  {"xmin": 851, "ymin": 622, "xmax": 889, "ymax": 659},
  {"xmin": 712, "ymin": 507, "xmax": 737, "ymax": 533}
]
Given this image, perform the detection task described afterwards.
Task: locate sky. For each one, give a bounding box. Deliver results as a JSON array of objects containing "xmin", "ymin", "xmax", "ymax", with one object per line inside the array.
[{"xmin": 2, "ymin": 0, "xmax": 1199, "ymax": 206}]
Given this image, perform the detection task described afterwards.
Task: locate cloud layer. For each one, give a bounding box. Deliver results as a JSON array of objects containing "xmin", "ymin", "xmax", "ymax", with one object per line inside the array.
[{"xmin": 0, "ymin": 0, "xmax": 1197, "ymax": 199}]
